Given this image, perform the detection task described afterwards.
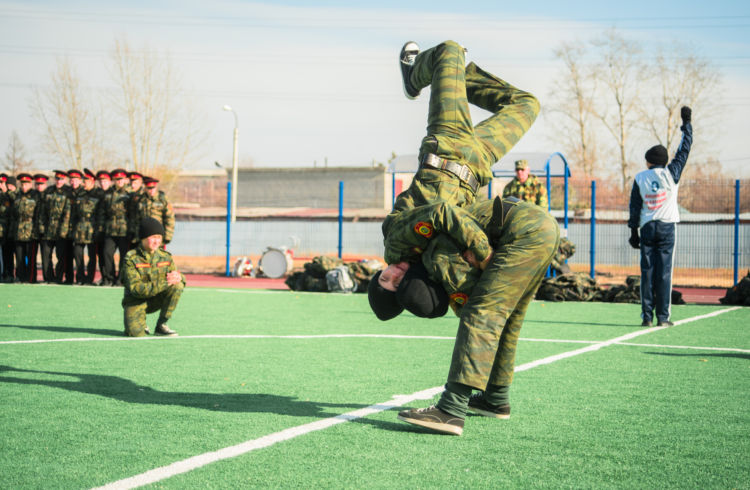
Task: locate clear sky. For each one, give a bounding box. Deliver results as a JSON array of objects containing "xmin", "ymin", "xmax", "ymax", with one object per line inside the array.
[{"xmin": 1, "ymin": 0, "xmax": 748, "ymax": 176}]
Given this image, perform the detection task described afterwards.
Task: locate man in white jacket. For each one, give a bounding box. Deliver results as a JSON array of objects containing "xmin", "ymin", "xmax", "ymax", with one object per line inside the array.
[{"xmin": 628, "ymin": 106, "xmax": 693, "ymax": 327}]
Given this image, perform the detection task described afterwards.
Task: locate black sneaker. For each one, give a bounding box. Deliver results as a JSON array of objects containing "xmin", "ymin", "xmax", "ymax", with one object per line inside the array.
[
  {"xmin": 399, "ymin": 41, "xmax": 420, "ymax": 100},
  {"xmin": 641, "ymin": 320, "xmax": 651, "ymax": 326},
  {"xmin": 657, "ymin": 320, "xmax": 674, "ymax": 326},
  {"xmin": 155, "ymin": 324, "xmax": 178, "ymax": 337},
  {"xmin": 467, "ymin": 393, "xmax": 510, "ymax": 419},
  {"xmin": 397, "ymin": 405, "xmax": 463, "ymax": 435}
]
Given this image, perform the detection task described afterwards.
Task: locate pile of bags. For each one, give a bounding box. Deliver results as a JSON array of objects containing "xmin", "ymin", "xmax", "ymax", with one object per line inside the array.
[
  {"xmin": 720, "ymin": 270, "xmax": 750, "ymax": 306},
  {"xmin": 285, "ymin": 256, "xmax": 383, "ymax": 293}
]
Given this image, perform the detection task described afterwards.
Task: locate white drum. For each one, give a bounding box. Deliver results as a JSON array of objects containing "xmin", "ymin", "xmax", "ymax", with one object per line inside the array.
[{"xmin": 259, "ymin": 248, "xmax": 293, "ymax": 278}]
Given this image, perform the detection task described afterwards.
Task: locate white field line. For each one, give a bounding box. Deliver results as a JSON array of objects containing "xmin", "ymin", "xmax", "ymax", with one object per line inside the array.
[
  {"xmin": 616, "ymin": 342, "xmax": 750, "ymax": 353},
  {"xmin": 91, "ymin": 306, "xmax": 740, "ymax": 490}
]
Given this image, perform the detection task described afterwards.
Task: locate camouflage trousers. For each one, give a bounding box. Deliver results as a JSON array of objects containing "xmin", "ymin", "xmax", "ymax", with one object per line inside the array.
[
  {"xmin": 447, "ymin": 203, "xmax": 560, "ymax": 389},
  {"xmin": 412, "ymin": 40, "xmax": 539, "ymax": 190},
  {"xmin": 123, "ymin": 282, "xmax": 184, "ymax": 337}
]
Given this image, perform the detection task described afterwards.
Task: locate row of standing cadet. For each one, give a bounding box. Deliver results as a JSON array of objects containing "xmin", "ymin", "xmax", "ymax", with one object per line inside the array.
[{"xmin": 0, "ymin": 168, "xmax": 174, "ymax": 286}]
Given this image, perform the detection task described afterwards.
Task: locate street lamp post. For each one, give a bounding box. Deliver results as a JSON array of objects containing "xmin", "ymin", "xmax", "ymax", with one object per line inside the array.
[{"xmin": 223, "ymin": 105, "xmax": 239, "ymax": 222}]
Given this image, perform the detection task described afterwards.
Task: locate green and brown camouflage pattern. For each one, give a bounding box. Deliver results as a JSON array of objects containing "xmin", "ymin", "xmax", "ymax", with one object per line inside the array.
[
  {"xmin": 132, "ymin": 190, "xmax": 175, "ymax": 243},
  {"xmin": 11, "ymin": 189, "xmax": 41, "ymax": 242},
  {"xmin": 383, "ymin": 201, "xmax": 492, "ymax": 265},
  {"xmin": 39, "ymin": 185, "xmax": 71, "ymax": 240},
  {"xmin": 121, "ymin": 244, "xmax": 185, "ymax": 336},
  {"xmin": 0, "ymin": 189, "xmax": 14, "ymax": 239},
  {"xmin": 70, "ymin": 187, "xmax": 104, "ymax": 244},
  {"xmin": 384, "ymin": 40, "xmax": 539, "ymax": 247},
  {"xmin": 549, "ymin": 237, "xmax": 575, "ymax": 274},
  {"xmin": 502, "ymin": 173, "xmax": 548, "ymax": 208},
  {"xmin": 419, "ymin": 198, "xmax": 559, "ymax": 389},
  {"xmin": 102, "ymin": 186, "xmax": 131, "ymax": 237}
]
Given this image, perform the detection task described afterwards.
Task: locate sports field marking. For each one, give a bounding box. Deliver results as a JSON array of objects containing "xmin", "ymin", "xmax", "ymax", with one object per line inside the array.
[
  {"xmin": 92, "ymin": 306, "xmax": 740, "ymax": 490},
  {"xmin": 616, "ymin": 342, "xmax": 750, "ymax": 353}
]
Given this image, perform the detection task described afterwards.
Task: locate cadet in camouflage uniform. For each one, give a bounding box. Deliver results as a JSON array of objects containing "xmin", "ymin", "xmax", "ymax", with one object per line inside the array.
[
  {"xmin": 100, "ymin": 169, "xmax": 131, "ymax": 286},
  {"xmin": 0, "ymin": 173, "xmax": 14, "ymax": 281},
  {"xmin": 370, "ymin": 196, "xmax": 559, "ymax": 435},
  {"xmin": 383, "ymin": 40, "xmax": 539, "ymax": 265},
  {"xmin": 502, "ymin": 159, "xmax": 548, "ymax": 208},
  {"xmin": 70, "ymin": 169, "xmax": 104, "ymax": 285},
  {"xmin": 93, "ymin": 170, "xmax": 112, "ymax": 284},
  {"xmin": 132, "ymin": 177, "xmax": 175, "ymax": 245},
  {"xmin": 38, "ymin": 170, "xmax": 71, "ymax": 283},
  {"xmin": 126, "ymin": 171, "xmax": 144, "ymax": 249},
  {"xmin": 10, "ymin": 173, "xmax": 41, "ymax": 283},
  {"xmin": 121, "ymin": 217, "xmax": 183, "ymax": 337}
]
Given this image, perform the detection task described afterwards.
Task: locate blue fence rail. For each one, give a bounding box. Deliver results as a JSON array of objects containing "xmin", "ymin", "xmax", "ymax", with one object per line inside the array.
[{"xmin": 172, "ymin": 180, "xmax": 748, "ymax": 287}]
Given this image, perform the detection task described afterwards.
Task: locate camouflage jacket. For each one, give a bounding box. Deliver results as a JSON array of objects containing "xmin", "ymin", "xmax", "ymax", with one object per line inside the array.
[
  {"xmin": 39, "ymin": 185, "xmax": 71, "ymax": 240},
  {"xmin": 11, "ymin": 189, "xmax": 41, "ymax": 241},
  {"xmin": 70, "ymin": 187, "xmax": 104, "ymax": 244},
  {"xmin": 381, "ymin": 201, "xmax": 492, "ymax": 266},
  {"xmin": 420, "ymin": 198, "xmax": 557, "ymax": 314},
  {"xmin": 102, "ymin": 186, "xmax": 131, "ymax": 237},
  {"xmin": 127, "ymin": 188, "xmax": 145, "ymax": 239},
  {"xmin": 0, "ymin": 190, "xmax": 13, "ymax": 239},
  {"xmin": 502, "ymin": 174, "xmax": 548, "ymax": 208},
  {"xmin": 121, "ymin": 244, "xmax": 184, "ymax": 306},
  {"xmin": 132, "ymin": 191, "xmax": 175, "ymax": 243}
]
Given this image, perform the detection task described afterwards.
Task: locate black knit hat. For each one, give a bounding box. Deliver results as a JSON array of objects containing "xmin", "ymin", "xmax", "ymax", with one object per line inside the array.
[
  {"xmin": 368, "ymin": 271, "xmax": 404, "ymax": 321},
  {"xmin": 139, "ymin": 217, "xmax": 164, "ymax": 238},
  {"xmin": 395, "ymin": 262, "xmax": 449, "ymax": 318},
  {"xmin": 645, "ymin": 145, "xmax": 668, "ymax": 166}
]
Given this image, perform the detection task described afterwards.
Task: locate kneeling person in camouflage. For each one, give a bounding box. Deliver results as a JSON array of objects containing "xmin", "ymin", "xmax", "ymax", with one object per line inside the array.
[{"xmin": 121, "ymin": 217, "xmax": 184, "ymax": 337}]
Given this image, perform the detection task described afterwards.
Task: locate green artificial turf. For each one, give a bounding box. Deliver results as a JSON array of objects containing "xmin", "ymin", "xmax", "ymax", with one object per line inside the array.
[{"xmin": 0, "ymin": 284, "xmax": 748, "ymax": 488}]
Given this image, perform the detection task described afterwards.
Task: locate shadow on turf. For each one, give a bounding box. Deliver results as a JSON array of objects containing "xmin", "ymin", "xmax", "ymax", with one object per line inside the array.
[
  {"xmin": 644, "ymin": 351, "xmax": 750, "ymax": 361},
  {"xmin": 0, "ymin": 323, "xmax": 122, "ymax": 337},
  {"xmin": 0, "ymin": 365, "xmax": 410, "ymax": 430}
]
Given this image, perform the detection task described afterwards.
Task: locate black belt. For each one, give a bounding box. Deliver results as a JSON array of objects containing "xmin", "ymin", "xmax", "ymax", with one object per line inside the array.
[{"xmin": 420, "ymin": 153, "xmax": 479, "ymax": 193}]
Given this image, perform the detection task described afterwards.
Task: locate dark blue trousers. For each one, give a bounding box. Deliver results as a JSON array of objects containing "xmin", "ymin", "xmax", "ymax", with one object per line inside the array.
[{"xmin": 639, "ymin": 221, "xmax": 675, "ymax": 323}]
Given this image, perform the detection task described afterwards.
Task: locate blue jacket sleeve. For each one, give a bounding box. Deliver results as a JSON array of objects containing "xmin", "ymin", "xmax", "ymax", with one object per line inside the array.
[
  {"xmin": 668, "ymin": 122, "xmax": 692, "ymax": 184},
  {"xmin": 628, "ymin": 181, "xmax": 642, "ymax": 229}
]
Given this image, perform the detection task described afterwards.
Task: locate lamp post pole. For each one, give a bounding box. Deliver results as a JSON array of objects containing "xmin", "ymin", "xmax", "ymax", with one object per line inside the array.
[{"xmin": 223, "ymin": 105, "xmax": 239, "ymax": 222}]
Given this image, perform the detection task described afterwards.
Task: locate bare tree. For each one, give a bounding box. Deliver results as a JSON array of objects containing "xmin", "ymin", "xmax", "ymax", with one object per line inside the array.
[
  {"xmin": 589, "ymin": 29, "xmax": 645, "ymax": 192},
  {"xmin": 3, "ymin": 131, "xmax": 34, "ymax": 173},
  {"xmin": 109, "ymin": 37, "xmax": 206, "ymax": 185},
  {"xmin": 641, "ymin": 43, "xmax": 720, "ymax": 154},
  {"xmin": 29, "ymin": 57, "xmax": 98, "ymax": 170},
  {"xmin": 547, "ymin": 41, "xmax": 600, "ymax": 178}
]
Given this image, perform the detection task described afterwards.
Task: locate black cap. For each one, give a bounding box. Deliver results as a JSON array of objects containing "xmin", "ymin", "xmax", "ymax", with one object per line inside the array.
[
  {"xmin": 395, "ymin": 262, "xmax": 449, "ymax": 318},
  {"xmin": 368, "ymin": 271, "xmax": 404, "ymax": 321},
  {"xmin": 645, "ymin": 145, "xmax": 668, "ymax": 166},
  {"xmin": 139, "ymin": 217, "xmax": 164, "ymax": 238}
]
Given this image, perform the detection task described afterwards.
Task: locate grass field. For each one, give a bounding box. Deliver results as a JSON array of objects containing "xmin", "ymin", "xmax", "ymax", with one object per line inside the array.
[{"xmin": 1, "ymin": 283, "xmax": 748, "ymax": 489}]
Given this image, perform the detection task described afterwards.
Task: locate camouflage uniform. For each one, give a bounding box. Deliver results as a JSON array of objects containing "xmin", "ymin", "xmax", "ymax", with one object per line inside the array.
[
  {"xmin": 0, "ymin": 184, "xmax": 14, "ymax": 281},
  {"xmin": 549, "ymin": 237, "xmax": 575, "ymax": 274},
  {"xmin": 132, "ymin": 190, "xmax": 175, "ymax": 243},
  {"xmin": 121, "ymin": 244, "xmax": 185, "ymax": 336},
  {"xmin": 70, "ymin": 186, "xmax": 104, "ymax": 284},
  {"xmin": 417, "ymin": 197, "xmax": 560, "ymax": 390},
  {"xmin": 502, "ymin": 173, "xmax": 548, "ymax": 208},
  {"xmin": 101, "ymin": 185, "xmax": 131, "ymax": 284},
  {"xmin": 11, "ymin": 184, "xmax": 41, "ymax": 282},
  {"xmin": 384, "ymin": 40, "xmax": 539, "ymax": 258},
  {"xmin": 39, "ymin": 183, "xmax": 72, "ymax": 282}
]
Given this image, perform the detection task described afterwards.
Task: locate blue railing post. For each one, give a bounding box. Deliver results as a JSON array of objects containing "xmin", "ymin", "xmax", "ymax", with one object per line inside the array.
[
  {"xmin": 338, "ymin": 181, "xmax": 344, "ymax": 259},
  {"xmin": 590, "ymin": 180, "xmax": 596, "ymax": 279},
  {"xmin": 734, "ymin": 179, "xmax": 740, "ymax": 285},
  {"xmin": 225, "ymin": 181, "xmax": 231, "ymax": 277},
  {"xmin": 488, "ymin": 179, "xmax": 493, "ymax": 199}
]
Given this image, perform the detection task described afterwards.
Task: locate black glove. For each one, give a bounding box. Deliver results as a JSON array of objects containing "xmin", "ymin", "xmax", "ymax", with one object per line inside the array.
[
  {"xmin": 681, "ymin": 106, "xmax": 691, "ymax": 124},
  {"xmin": 628, "ymin": 227, "xmax": 640, "ymax": 249}
]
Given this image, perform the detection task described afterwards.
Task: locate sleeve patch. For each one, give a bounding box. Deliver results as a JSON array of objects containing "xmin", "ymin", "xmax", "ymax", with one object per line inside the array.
[
  {"xmin": 414, "ymin": 221, "xmax": 434, "ymax": 238},
  {"xmin": 450, "ymin": 292, "xmax": 469, "ymax": 306},
  {"xmin": 156, "ymin": 261, "xmax": 171, "ymax": 267}
]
